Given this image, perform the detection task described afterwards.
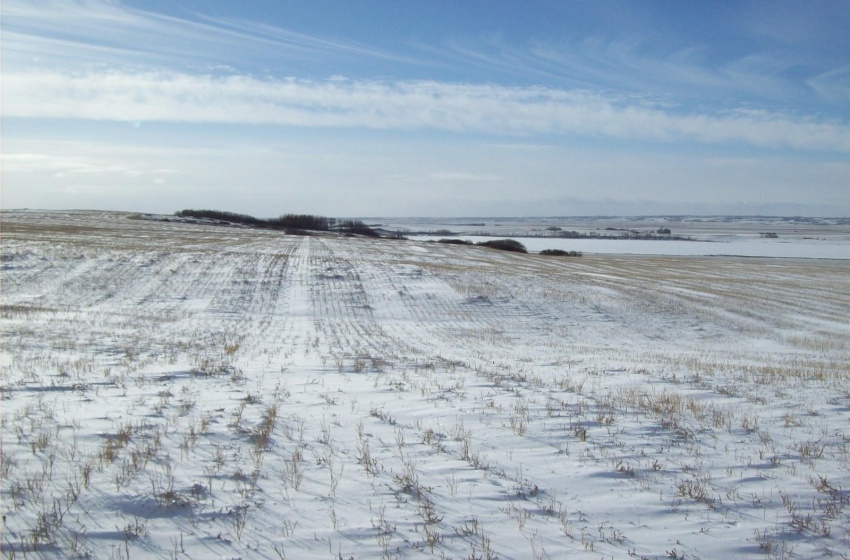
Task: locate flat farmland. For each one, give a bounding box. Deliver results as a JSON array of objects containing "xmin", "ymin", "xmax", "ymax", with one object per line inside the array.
[{"xmin": 1, "ymin": 210, "xmax": 848, "ymax": 559}]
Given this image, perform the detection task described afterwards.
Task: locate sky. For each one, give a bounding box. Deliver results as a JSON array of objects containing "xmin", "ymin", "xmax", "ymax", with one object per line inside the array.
[{"xmin": 2, "ymin": 0, "xmax": 848, "ymax": 217}]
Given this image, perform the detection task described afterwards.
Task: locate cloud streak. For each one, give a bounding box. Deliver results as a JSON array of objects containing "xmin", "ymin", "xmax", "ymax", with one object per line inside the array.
[
  {"xmin": 4, "ymin": 70, "xmax": 846, "ymax": 153},
  {"xmin": 2, "ymin": 0, "xmax": 416, "ymax": 74}
]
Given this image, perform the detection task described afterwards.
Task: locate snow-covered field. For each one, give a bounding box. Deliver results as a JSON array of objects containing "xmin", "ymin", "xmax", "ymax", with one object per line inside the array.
[
  {"xmin": 414, "ymin": 235, "xmax": 850, "ymax": 259},
  {"xmin": 390, "ymin": 216, "xmax": 850, "ymax": 259},
  {"xmin": 1, "ymin": 210, "xmax": 848, "ymax": 560}
]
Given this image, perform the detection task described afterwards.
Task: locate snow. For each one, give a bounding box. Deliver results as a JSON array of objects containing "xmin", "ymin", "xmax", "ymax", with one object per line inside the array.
[
  {"xmin": 1, "ymin": 210, "xmax": 849, "ymax": 559},
  {"xmin": 413, "ymin": 236, "xmax": 849, "ymax": 259},
  {"xmin": 387, "ymin": 215, "xmax": 850, "ymax": 259}
]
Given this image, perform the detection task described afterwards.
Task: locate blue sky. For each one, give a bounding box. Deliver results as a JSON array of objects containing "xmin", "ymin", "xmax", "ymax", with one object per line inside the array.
[{"xmin": 2, "ymin": 0, "xmax": 848, "ymax": 217}]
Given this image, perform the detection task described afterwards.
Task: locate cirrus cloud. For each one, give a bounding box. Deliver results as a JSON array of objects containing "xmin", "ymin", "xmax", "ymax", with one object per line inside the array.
[{"xmin": 4, "ymin": 70, "xmax": 847, "ymax": 152}]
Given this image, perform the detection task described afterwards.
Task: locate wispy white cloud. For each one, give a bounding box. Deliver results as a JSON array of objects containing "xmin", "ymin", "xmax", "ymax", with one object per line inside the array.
[
  {"xmin": 452, "ymin": 35, "xmax": 837, "ymax": 112},
  {"xmin": 193, "ymin": 14, "xmax": 416, "ymax": 64},
  {"xmin": 807, "ymin": 66, "xmax": 850, "ymax": 106},
  {"xmin": 3, "ymin": 69, "xmax": 847, "ymax": 152},
  {"xmin": 2, "ymin": 0, "xmax": 414, "ymax": 73}
]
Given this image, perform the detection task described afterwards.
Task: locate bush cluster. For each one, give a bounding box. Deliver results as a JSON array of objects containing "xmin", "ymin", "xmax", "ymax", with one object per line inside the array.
[
  {"xmin": 175, "ymin": 209, "xmax": 262, "ymax": 226},
  {"xmin": 268, "ymin": 214, "xmax": 335, "ymax": 231},
  {"xmin": 337, "ymin": 220, "xmax": 381, "ymax": 237},
  {"xmin": 539, "ymin": 249, "xmax": 582, "ymax": 257},
  {"xmin": 476, "ymin": 239, "xmax": 528, "ymax": 253},
  {"xmin": 437, "ymin": 239, "xmax": 473, "ymax": 245}
]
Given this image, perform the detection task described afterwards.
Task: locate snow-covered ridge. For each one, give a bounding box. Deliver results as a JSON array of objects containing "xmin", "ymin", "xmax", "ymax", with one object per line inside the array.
[{"xmin": 1, "ymin": 210, "xmax": 848, "ymax": 559}]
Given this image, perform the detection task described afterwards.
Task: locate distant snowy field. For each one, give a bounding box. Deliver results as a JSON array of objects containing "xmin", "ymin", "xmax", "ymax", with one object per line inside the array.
[
  {"xmin": 416, "ymin": 236, "xmax": 849, "ymax": 259},
  {"xmin": 385, "ymin": 216, "xmax": 850, "ymax": 259},
  {"xmin": 1, "ymin": 210, "xmax": 848, "ymax": 559}
]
